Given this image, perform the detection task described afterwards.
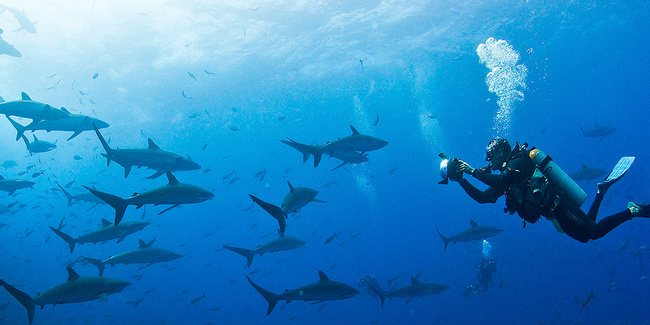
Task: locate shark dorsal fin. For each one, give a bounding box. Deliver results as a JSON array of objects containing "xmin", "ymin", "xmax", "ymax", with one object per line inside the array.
[
  {"xmin": 147, "ymin": 138, "xmax": 160, "ymax": 150},
  {"xmin": 287, "ymin": 181, "xmax": 294, "ymax": 192},
  {"xmin": 66, "ymin": 267, "xmax": 81, "ymax": 281},
  {"xmin": 278, "ymin": 230, "xmax": 285, "ymax": 238},
  {"xmin": 0, "ymin": 96, "xmax": 4, "ymax": 103},
  {"xmin": 410, "ymin": 277, "xmax": 420, "ymax": 285},
  {"xmin": 138, "ymin": 239, "xmax": 151, "ymax": 248},
  {"xmin": 186, "ymin": 154, "xmax": 193, "ymax": 161},
  {"xmin": 101, "ymin": 218, "xmax": 112, "ymax": 227},
  {"xmin": 318, "ymin": 271, "xmax": 330, "ymax": 282},
  {"xmin": 33, "ymin": 135, "xmax": 38, "ymax": 141},
  {"xmin": 61, "ymin": 107, "xmax": 71, "ymax": 114},
  {"xmin": 21, "ymin": 92, "xmax": 31, "ymax": 101},
  {"xmin": 166, "ymin": 173, "xmax": 179, "ymax": 185},
  {"xmin": 350, "ymin": 125, "xmax": 360, "ymax": 135},
  {"xmin": 0, "ymin": 175, "xmax": 4, "ymax": 180},
  {"xmin": 470, "ymin": 220, "xmax": 478, "ymax": 228},
  {"xmin": 581, "ymin": 163, "xmax": 588, "ymax": 169}
]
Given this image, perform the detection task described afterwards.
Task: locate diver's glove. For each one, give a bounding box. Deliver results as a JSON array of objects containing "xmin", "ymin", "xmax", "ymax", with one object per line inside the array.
[{"xmin": 456, "ymin": 159, "xmax": 476, "ymax": 175}]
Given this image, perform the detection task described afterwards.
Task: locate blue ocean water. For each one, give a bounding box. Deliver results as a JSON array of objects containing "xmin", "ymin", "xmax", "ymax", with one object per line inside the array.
[{"xmin": 1, "ymin": 1, "xmax": 649, "ymax": 324}]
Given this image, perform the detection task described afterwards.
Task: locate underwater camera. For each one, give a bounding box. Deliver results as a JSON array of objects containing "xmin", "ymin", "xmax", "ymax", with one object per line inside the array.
[{"xmin": 438, "ymin": 153, "xmax": 462, "ymax": 184}]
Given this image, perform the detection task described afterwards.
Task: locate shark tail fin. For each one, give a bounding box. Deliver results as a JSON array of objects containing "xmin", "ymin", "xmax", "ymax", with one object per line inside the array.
[
  {"xmin": 249, "ymin": 194, "xmax": 286, "ymax": 234},
  {"xmin": 57, "ymin": 183, "xmax": 75, "ymax": 207},
  {"xmin": 313, "ymin": 151, "xmax": 322, "ymax": 167},
  {"xmin": 436, "ymin": 227, "xmax": 450, "ymax": 251},
  {"xmin": 93, "ymin": 124, "xmax": 113, "ymax": 166},
  {"xmin": 82, "ymin": 186, "xmax": 128, "ymax": 226},
  {"xmin": 223, "ymin": 246, "xmax": 255, "ymax": 267},
  {"xmin": 20, "ymin": 135, "xmax": 32, "ymax": 156},
  {"xmin": 246, "ymin": 276, "xmax": 279, "ymax": 315},
  {"xmin": 369, "ymin": 285, "xmax": 386, "ymax": 307},
  {"xmin": 6, "ymin": 116, "xmax": 26, "ymax": 141},
  {"xmin": 81, "ymin": 257, "xmax": 105, "ymax": 276},
  {"xmin": 49, "ymin": 226, "xmax": 76, "ymax": 253},
  {"xmin": 0, "ymin": 279, "xmax": 35, "ymax": 323}
]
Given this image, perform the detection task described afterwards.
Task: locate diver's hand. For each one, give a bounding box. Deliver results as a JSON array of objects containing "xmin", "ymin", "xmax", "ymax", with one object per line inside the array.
[{"xmin": 456, "ymin": 160, "xmax": 475, "ymax": 175}]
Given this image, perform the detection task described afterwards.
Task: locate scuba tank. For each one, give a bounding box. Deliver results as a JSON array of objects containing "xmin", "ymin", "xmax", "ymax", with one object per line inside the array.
[{"xmin": 529, "ymin": 149, "xmax": 587, "ymax": 209}]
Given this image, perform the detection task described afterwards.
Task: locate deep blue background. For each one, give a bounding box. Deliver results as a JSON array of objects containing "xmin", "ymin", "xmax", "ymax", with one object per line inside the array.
[{"xmin": 1, "ymin": 1, "xmax": 649, "ymax": 324}]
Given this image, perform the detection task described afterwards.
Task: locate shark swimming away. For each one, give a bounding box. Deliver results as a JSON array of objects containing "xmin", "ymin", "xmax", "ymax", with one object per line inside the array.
[
  {"xmin": 93, "ymin": 124, "xmax": 201, "ymax": 178},
  {"xmin": 0, "ymin": 266, "xmax": 131, "ymax": 324},
  {"xmin": 247, "ymin": 271, "xmax": 360, "ymax": 315},
  {"xmin": 249, "ymin": 181, "xmax": 326, "ymax": 234},
  {"xmin": 84, "ymin": 172, "xmax": 215, "ymax": 225},
  {"xmin": 437, "ymin": 220, "xmax": 503, "ymax": 251},
  {"xmin": 82, "ymin": 239, "xmax": 182, "ymax": 276}
]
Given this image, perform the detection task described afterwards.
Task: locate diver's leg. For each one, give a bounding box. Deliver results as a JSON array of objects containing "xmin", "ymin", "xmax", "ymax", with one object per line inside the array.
[
  {"xmin": 586, "ymin": 191, "xmax": 606, "ymax": 222},
  {"xmin": 589, "ymin": 209, "xmax": 634, "ymax": 240}
]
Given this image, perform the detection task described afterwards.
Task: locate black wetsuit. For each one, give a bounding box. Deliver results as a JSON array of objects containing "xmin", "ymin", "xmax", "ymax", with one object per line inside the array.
[
  {"xmin": 464, "ymin": 257, "xmax": 496, "ymax": 296},
  {"xmin": 457, "ymin": 154, "xmax": 633, "ymax": 243}
]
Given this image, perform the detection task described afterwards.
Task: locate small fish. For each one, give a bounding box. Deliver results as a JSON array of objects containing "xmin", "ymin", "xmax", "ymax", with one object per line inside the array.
[
  {"xmin": 202, "ymin": 144, "xmax": 208, "ymax": 150},
  {"xmin": 89, "ymin": 99, "xmax": 98, "ymax": 105},
  {"xmin": 182, "ymin": 91, "xmax": 193, "ymax": 99},
  {"xmin": 188, "ymin": 111, "xmax": 202, "ymax": 118},
  {"xmin": 25, "ymin": 164, "xmax": 36, "ymax": 170},
  {"xmin": 229, "ymin": 126, "xmax": 240, "ymax": 132},
  {"xmin": 204, "ymin": 70, "xmax": 216, "ymax": 76},
  {"xmin": 71, "ymin": 79, "xmax": 76, "ymax": 90},
  {"xmin": 228, "ymin": 177, "xmax": 239, "ymax": 185},
  {"xmin": 64, "ymin": 180, "xmax": 75, "ymax": 188},
  {"xmin": 73, "ymin": 155, "xmax": 83, "ymax": 161},
  {"xmin": 576, "ymin": 291, "xmax": 595, "ymax": 308},
  {"xmin": 242, "ymin": 204, "xmax": 253, "ymax": 212},
  {"xmin": 46, "ymin": 73, "xmax": 58, "ymax": 79},
  {"xmin": 373, "ymin": 113, "xmax": 379, "ymax": 126},
  {"xmin": 427, "ymin": 114, "xmax": 437, "ymax": 119},
  {"xmin": 389, "ymin": 167, "xmax": 398, "ymax": 174},
  {"xmin": 79, "ymin": 90, "xmax": 88, "ymax": 96},
  {"xmin": 7, "ymin": 202, "xmax": 18, "ymax": 208},
  {"xmin": 191, "ymin": 293, "xmax": 207, "ymax": 304},
  {"xmin": 17, "ymin": 171, "xmax": 27, "ymax": 176},
  {"xmin": 277, "ymin": 115, "xmax": 287, "ymax": 121},
  {"xmin": 254, "ymin": 169, "xmax": 266, "ymax": 180},
  {"xmin": 204, "ymin": 109, "xmax": 212, "ymax": 119},
  {"xmin": 203, "ymin": 168, "xmax": 211, "ymax": 173},
  {"xmin": 222, "ymin": 170, "xmax": 235, "ymax": 179},
  {"xmin": 92, "ymin": 70, "xmax": 99, "ymax": 79},
  {"xmin": 188, "ymin": 72, "xmax": 197, "ymax": 82},
  {"xmin": 359, "ymin": 59, "xmax": 364, "ymax": 70},
  {"xmin": 141, "ymin": 208, "xmax": 146, "ymax": 220},
  {"xmin": 31, "ymin": 171, "xmax": 44, "ymax": 178},
  {"xmin": 324, "ymin": 233, "xmax": 338, "ymax": 245}
]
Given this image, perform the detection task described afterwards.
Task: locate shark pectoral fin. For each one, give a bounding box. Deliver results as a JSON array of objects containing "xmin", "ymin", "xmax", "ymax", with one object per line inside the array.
[
  {"xmin": 310, "ymin": 300, "xmax": 326, "ymax": 305},
  {"xmin": 146, "ymin": 171, "xmax": 165, "ymax": 179},
  {"xmin": 138, "ymin": 263, "xmax": 155, "ymax": 270},
  {"xmin": 67, "ymin": 131, "xmax": 82, "ymax": 141},
  {"xmin": 124, "ymin": 166, "xmax": 132, "ymax": 178},
  {"xmin": 97, "ymin": 293, "xmax": 108, "ymax": 301},
  {"xmin": 158, "ymin": 204, "xmax": 180, "ymax": 215},
  {"xmin": 311, "ymin": 199, "xmax": 327, "ymax": 203}
]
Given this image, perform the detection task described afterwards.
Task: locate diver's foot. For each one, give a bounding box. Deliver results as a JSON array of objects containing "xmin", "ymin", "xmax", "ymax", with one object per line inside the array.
[
  {"xmin": 597, "ymin": 178, "xmax": 619, "ymax": 195},
  {"xmin": 628, "ymin": 202, "xmax": 650, "ymax": 218}
]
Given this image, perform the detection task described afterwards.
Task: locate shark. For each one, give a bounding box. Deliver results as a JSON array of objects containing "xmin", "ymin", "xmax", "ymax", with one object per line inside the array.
[
  {"xmin": 83, "ymin": 172, "xmax": 215, "ymax": 225},
  {"xmin": 328, "ymin": 150, "xmax": 368, "ymax": 171},
  {"xmin": 20, "ymin": 134, "xmax": 56, "ymax": 156},
  {"xmin": 248, "ymin": 181, "xmax": 326, "ymax": 234},
  {"xmin": 0, "ymin": 33, "xmax": 21, "ymax": 57},
  {"xmin": 280, "ymin": 126, "xmax": 387, "ymax": 168},
  {"xmin": 49, "ymin": 218, "xmax": 149, "ymax": 252},
  {"xmin": 223, "ymin": 233, "xmax": 306, "ymax": 267},
  {"xmin": 0, "ymin": 175, "xmax": 35, "ymax": 195},
  {"xmin": 578, "ymin": 123, "xmax": 616, "ymax": 140},
  {"xmin": 358, "ymin": 275, "xmax": 449, "ymax": 307},
  {"xmin": 0, "ymin": 4, "xmax": 38, "ymax": 34},
  {"xmin": 0, "ymin": 267, "xmax": 130, "ymax": 324},
  {"xmin": 437, "ymin": 220, "xmax": 503, "ymax": 251},
  {"xmin": 93, "ymin": 125, "xmax": 201, "ymax": 178},
  {"xmin": 56, "ymin": 183, "xmax": 106, "ymax": 208},
  {"xmin": 320, "ymin": 125, "xmax": 388, "ymax": 155},
  {"xmin": 569, "ymin": 164, "xmax": 606, "ymax": 183},
  {"xmin": 7, "ymin": 109, "xmax": 109, "ymax": 141},
  {"xmin": 0, "ymin": 92, "xmax": 69, "ymax": 121},
  {"xmin": 82, "ymin": 239, "xmax": 182, "ymax": 276},
  {"xmin": 247, "ymin": 271, "xmax": 360, "ymax": 315}
]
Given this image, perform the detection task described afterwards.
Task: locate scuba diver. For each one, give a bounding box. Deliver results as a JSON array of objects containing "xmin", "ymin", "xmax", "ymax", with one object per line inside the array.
[
  {"xmin": 465, "ymin": 240, "xmax": 496, "ymax": 297},
  {"xmin": 444, "ymin": 137, "xmax": 648, "ymax": 243}
]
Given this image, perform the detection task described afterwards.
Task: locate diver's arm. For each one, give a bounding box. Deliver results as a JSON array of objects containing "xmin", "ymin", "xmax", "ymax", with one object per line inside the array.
[
  {"xmin": 470, "ymin": 158, "xmax": 523, "ymax": 188},
  {"xmin": 457, "ymin": 179, "xmax": 503, "ymax": 204}
]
